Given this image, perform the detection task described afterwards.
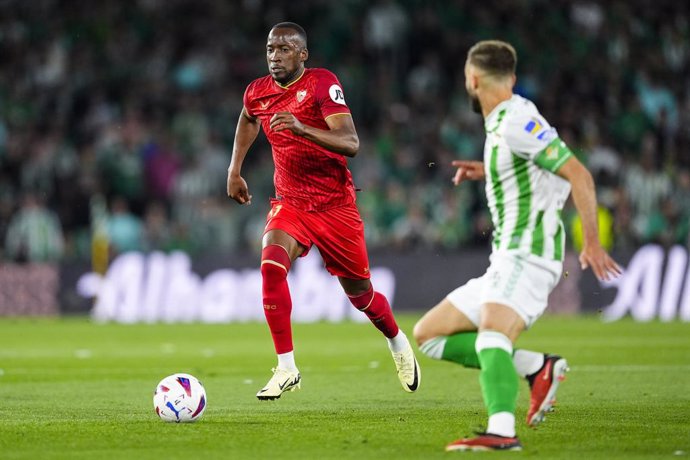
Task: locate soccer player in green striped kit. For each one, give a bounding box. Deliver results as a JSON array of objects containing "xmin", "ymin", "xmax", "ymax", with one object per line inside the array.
[{"xmin": 413, "ymin": 40, "xmax": 622, "ymax": 452}]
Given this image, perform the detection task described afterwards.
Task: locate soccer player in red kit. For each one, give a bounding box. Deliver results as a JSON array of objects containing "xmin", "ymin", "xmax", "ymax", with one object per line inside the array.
[{"xmin": 227, "ymin": 22, "xmax": 420, "ymax": 400}]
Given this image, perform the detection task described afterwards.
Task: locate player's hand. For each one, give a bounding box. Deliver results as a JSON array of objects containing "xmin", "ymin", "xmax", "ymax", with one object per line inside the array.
[
  {"xmin": 579, "ymin": 242, "xmax": 623, "ymax": 281},
  {"xmin": 227, "ymin": 172, "xmax": 252, "ymax": 205},
  {"xmin": 451, "ymin": 160, "xmax": 485, "ymax": 185},
  {"xmin": 270, "ymin": 112, "xmax": 306, "ymax": 136}
]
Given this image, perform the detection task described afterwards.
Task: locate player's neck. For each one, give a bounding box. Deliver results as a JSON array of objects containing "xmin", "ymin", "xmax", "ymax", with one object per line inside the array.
[
  {"xmin": 481, "ymin": 89, "xmax": 513, "ymax": 118},
  {"xmin": 275, "ymin": 67, "xmax": 306, "ymax": 88}
]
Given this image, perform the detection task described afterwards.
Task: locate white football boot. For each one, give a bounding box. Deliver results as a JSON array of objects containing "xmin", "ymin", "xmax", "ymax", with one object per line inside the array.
[
  {"xmin": 256, "ymin": 368, "xmax": 301, "ymax": 400},
  {"xmin": 391, "ymin": 343, "xmax": 421, "ymax": 392}
]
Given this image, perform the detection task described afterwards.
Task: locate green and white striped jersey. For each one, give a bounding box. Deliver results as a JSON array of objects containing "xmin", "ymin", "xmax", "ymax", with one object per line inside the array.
[{"xmin": 483, "ymin": 94, "xmax": 573, "ymax": 261}]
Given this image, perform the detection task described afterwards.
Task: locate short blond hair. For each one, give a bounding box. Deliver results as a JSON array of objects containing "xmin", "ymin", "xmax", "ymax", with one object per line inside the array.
[{"xmin": 467, "ymin": 40, "xmax": 517, "ymax": 77}]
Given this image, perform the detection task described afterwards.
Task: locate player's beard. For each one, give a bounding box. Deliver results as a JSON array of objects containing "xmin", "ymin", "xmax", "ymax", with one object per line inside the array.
[
  {"xmin": 469, "ymin": 93, "xmax": 482, "ymax": 114},
  {"xmin": 275, "ymin": 67, "xmax": 302, "ymax": 86}
]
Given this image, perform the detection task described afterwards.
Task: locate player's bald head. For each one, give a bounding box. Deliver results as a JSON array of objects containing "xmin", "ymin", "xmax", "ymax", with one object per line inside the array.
[
  {"xmin": 467, "ymin": 40, "xmax": 517, "ymax": 79},
  {"xmin": 269, "ymin": 22, "xmax": 307, "ymax": 50}
]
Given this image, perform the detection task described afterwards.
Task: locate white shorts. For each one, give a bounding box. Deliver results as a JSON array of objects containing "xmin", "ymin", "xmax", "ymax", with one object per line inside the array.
[{"xmin": 446, "ymin": 251, "xmax": 562, "ymax": 328}]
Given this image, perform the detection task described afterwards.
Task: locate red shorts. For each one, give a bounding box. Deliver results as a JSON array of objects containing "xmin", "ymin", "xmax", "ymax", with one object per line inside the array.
[{"xmin": 264, "ymin": 199, "xmax": 371, "ymax": 280}]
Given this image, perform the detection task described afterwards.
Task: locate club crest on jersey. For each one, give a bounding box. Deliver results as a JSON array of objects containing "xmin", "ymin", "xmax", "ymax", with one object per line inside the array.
[
  {"xmin": 546, "ymin": 140, "xmax": 567, "ymax": 160},
  {"xmin": 545, "ymin": 145, "xmax": 558, "ymax": 160},
  {"xmin": 296, "ymin": 90, "xmax": 307, "ymax": 102}
]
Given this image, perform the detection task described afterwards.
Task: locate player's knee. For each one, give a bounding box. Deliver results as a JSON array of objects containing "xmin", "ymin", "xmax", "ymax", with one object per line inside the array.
[
  {"xmin": 412, "ymin": 319, "xmax": 432, "ymax": 347},
  {"xmin": 414, "ymin": 323, "xmax": 445, "ymax": 360},
  {"xmin": 413, "ymin": 311, "xmax": 452, "ymax": 347},
  {"xmin": 340, "ymin": 277, "xmax": 372, "ymax": 298},
  {"xmin": 261, "ymin": 245, "xmax": 291, "ymax": 284}
]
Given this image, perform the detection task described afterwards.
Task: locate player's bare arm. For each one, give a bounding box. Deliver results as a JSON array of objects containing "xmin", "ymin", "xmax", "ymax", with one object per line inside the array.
[
  {"xmin": 556, "ymin": 156, "xmax": 622, "ymax": 281},
  {"xmin": 269, "ymin": 111, "xmax": 359, "ymax": 157},
  {"xmin": 227, "ymin": 107, "xmax": 260, "ymax": 205},
  {"xmin": 451, "ymin": 160, "xmax": 485, "ymax": 185}
]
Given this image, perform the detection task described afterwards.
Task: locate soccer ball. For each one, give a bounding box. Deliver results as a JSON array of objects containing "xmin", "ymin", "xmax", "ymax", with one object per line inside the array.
[{"xmin": 153, "ymin": 373, "xmax": 207, "ymax": 423}]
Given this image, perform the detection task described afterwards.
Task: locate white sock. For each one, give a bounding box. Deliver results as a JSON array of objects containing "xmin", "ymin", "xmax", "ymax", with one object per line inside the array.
[
  {"xmin": 487, "ymin": 411, "xmax": 516, "ymax": 437},
  {"xmin": 387, "ymin": 330, "xmax": 410, "ymax": 353},
  {"xmin": 513, "ymin": 349, "xmax": 544, "ymax": 377},
  {"xmin": 475, "ymin": 330, "xmax": 513, "ymax": 354},
  {"xmin": 277, "ymin": 351, "xmax": 297, "ymax": 371},
  {"xmin": 419, "ymin": 336, "xmax": 446, "ymax": 359}
]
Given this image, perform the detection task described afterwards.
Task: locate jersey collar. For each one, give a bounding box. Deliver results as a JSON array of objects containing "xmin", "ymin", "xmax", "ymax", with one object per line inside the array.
[
  {"xmin": 484, "ymin": 94, "xmax": 516, "ymax": 132},
  {"xmin": 274, "ymin": 68, "xmax": 306, "ymax": 89}
]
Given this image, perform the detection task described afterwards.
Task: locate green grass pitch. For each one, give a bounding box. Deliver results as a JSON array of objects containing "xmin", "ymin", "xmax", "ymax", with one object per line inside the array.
[{"xmin": 1, "ymin": 315, "xmax": 688, "ymax": 459}]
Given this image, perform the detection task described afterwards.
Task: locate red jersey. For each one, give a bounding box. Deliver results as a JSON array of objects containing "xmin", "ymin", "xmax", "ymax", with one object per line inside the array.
[{"xmin": 243, "ymin": 68, "xmax": 357, "ymax": 211}]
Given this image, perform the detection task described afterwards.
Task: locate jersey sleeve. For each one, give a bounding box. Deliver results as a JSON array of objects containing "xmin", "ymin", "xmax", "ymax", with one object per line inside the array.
[
  {"xmin": 504, "ymin": 112, "xmax": 574, "ymax": 173},
  {"xmin": 242, "ymin": 83, "xmax": 255, "ymax": 118},
  {"xmin": 314, "ymin": 70, "xmax": 351, "ymax": 120}
]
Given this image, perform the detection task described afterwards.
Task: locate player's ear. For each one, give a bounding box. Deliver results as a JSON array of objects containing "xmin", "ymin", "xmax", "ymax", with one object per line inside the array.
[
  {"xmin": 300, "ymin": 48, "xmax": 308, "ymax": 63},
  {"xmin": 465, "ymin": 63, "xmax": 479, "ymax": 90},
  {"xmin": 471, "ymin": 74, "xmax": 479, "ymax": 90}
]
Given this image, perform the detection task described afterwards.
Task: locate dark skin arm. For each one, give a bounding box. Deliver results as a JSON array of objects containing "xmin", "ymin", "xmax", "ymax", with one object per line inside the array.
[
  {"xmin": 227, "ymin": 107, "xmax": 261, "ymax": 205},
  {"xmin": 269, "ymin": 112, "xmax": 359, "ymax": 157},
  {"xmin": 228, "ymin": 109, "xmax": 359, "ymax": 203}
]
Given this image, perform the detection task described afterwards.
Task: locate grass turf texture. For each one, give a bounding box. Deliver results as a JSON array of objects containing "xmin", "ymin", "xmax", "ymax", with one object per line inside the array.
[{"xmin": 1, "ymin": 315, "xmax": 688, "ymax": 459}]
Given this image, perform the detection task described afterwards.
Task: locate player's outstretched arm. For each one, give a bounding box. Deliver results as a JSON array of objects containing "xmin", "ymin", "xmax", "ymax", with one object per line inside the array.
[
  {"xmin": 269, "ymin": 112, "xmax": 359, "ymax": 157},
  {"xmin": 556, "ymin": 156, "xmax": 622, "ymax": 281},
  {"xmin": 227, "ymin": 108, "xmax": 260, "ymax": 205},
  {"xmin": 451, "ymin": 160, "xmax": 485, "ymax": 186}
]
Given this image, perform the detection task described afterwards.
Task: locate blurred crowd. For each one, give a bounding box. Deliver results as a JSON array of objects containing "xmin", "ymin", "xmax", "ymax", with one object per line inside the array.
[{"xmin": 0, "ymin": 0, "xmax": 688, "ymax": 264}]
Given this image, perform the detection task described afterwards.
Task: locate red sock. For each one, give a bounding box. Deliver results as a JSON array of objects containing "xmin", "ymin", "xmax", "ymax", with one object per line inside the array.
[
  {"xmin": 261, "ymin": 245, "xmax": 293, "ymax": 354},
  {"xmin": 348, "ymin": 286, "xmax": 400, "ymax": 339}
]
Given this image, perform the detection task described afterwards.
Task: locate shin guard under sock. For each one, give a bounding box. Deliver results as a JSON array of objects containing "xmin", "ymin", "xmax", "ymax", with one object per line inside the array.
[
  {"xmin": 476, "ymin": 331, "xmax": 519, "ymax": 418},
  {"xmin": 261, "ymin": 245, "xmax": 293, "ymax": 354}
]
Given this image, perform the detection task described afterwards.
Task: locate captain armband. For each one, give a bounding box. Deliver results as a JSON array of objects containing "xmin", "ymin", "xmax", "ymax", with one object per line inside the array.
[{"xmin": 534, "ymin": 137, "xmax": 573, "ymax": 173}]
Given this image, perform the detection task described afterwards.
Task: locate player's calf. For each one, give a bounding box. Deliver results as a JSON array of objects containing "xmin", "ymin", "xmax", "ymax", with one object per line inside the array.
[{"xmin": 261, "ymin": 245, "xmax": 294, "ymax": 354}]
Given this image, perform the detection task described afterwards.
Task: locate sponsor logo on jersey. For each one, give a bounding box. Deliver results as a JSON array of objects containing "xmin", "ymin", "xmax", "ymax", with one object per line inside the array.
[
  {"xmin": 538, "ymin": 127, "xmax": 557, "ymax": 142},
  {"xmin": 329, "ymin": 84, "xmax": 346, "ymax": 105},
  {"xmin": 259, "ymin": 100, "xmax": 270, "ymax": 110},
  {"xmin": 296, "ymin": 90, "xmax": 307, "ymax": 102},
  {"xmin": 524, "ymin": 117, "xmax": 543, "ymax": 135}
]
